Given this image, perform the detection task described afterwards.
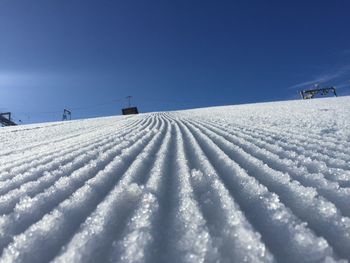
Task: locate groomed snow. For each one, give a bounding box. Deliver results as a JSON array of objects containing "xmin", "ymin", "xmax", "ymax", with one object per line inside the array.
[{"xmin": 0, "ymin": 96, "xmax": 349, "ymax": 263}]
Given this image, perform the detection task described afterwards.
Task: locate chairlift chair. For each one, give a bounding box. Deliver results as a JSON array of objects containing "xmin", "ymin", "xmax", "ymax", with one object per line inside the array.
[
  {"xmin": 0, "ymin": 112, "xmax": 17, "ymax": 126},
  {"xmin": 122, "ymin": 96, "xmax": 139, "ymax": 115}
]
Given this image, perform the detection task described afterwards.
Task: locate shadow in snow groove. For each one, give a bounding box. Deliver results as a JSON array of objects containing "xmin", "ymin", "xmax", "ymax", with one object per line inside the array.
[
  {"xmin": 185, "ymin": 119, "xmax": 350, "ymax": 261},
  {"xmin": 0, "ymin": 118, "xmax": 158, "ymax": 258}
]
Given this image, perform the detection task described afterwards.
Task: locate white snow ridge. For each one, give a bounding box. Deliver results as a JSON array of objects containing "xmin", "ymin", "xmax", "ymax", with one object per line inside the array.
[{"xmin": 0, "ymin": 96, "xmax": 350, "ymax": 263}]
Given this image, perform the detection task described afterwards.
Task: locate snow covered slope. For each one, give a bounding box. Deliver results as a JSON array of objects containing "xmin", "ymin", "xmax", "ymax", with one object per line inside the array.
[{"xmin": 0, "ymin": 97, "xmax": 349, "ymax": 263}]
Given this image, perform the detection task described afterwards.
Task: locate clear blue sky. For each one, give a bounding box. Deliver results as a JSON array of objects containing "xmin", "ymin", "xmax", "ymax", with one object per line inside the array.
[{"xmin": 1, "ymin": 0, "xmax": 350, "ymax": 124}]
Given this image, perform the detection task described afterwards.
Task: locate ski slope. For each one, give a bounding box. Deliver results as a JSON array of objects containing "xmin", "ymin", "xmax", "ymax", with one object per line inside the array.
[{"xmin": 0, "ymin": 97, "xmax": 349, "ymax": 263}]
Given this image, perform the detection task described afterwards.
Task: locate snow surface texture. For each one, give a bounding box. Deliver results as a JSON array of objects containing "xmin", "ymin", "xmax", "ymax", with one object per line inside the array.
[{"xmin": 0, "ymin": 97, "xmax": 349, "ymax": 263}]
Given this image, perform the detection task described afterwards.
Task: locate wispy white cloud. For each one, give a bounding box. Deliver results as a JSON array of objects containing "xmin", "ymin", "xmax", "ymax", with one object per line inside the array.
[
  {"xmin": 288, "ymin": 65, "xmax": 350, "ymax": 90},
  {"xmin": 0, "ymin": 70, "xmax": 121, "ymax": 89},
  {"xmin": 0, "ymin": 71, "xmax": 57, "ymax": 87},
  {"xmin": 334, "ymin": 80, "xmax": 350, "ymax": 89}
]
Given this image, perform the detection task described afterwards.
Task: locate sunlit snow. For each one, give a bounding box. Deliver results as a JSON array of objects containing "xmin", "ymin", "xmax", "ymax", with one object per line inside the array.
[{"xmin": 0, "ymin": 96, "xmax": 349, "ymax": 262}]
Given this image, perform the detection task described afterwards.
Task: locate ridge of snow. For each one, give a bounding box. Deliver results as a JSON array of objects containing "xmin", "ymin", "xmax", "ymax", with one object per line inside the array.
[{"xmin": 0, "ymin": 97, "xmax": 350, "ymax": 262}]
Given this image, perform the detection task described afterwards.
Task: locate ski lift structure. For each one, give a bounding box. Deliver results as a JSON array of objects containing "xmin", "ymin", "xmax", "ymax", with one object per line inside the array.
[
  {"xmin": 122, "ymin": 96, "xmax": 139, "ymax": 115},
  {"xmin": 0, "ymin": 112, "xmax": 17, "ymax": 127},
  {"xmin": 300, "ymin": 85, "xmax": 337, "ymax": 100},
  {"xmin": 62, "ymin": 109, "xmax": 72, "ymax": 121}
]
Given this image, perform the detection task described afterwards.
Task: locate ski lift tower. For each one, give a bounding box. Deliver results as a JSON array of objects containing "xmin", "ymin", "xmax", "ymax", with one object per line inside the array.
[
  {"xmin": 300, "ymin": 84, "xmax": 337, "ymax": 99},
  {"xmin": 62, "ymin": 109, "xmax": 72, "ymax": 121},
  {"xmin": 0, "ymin": 112, "xmax": 17, "ymax": 127},
  {"xmin": 122, "ymin": 96, "xmax": 139, "ymax": 115}
]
